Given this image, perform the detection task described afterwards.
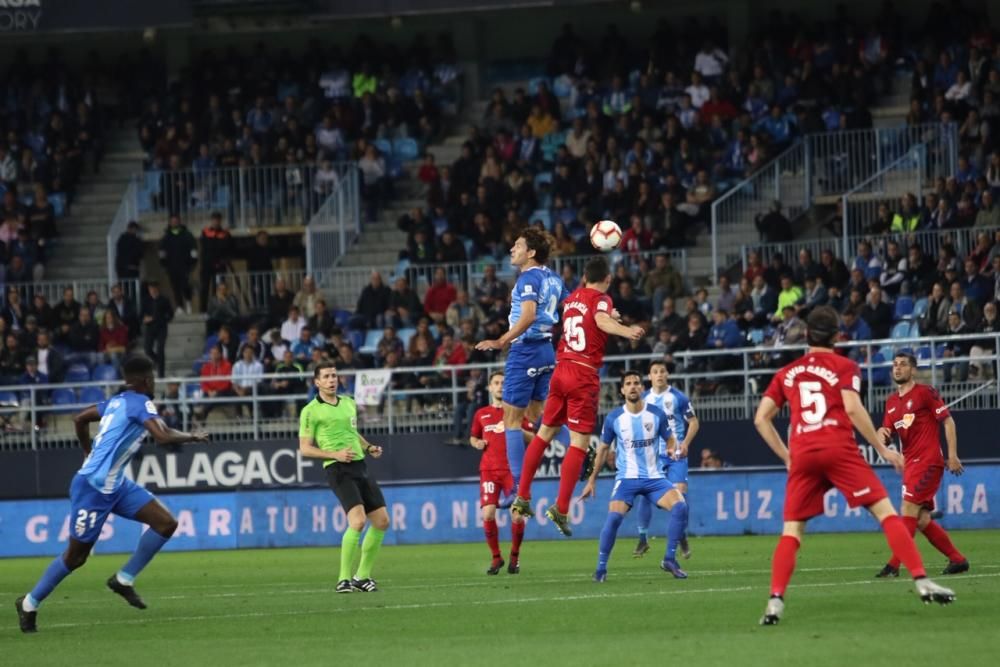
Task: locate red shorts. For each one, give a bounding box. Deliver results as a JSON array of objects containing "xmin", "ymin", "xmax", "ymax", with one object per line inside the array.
[
  {"xmin": 479, "ymin": 468, "xmax": 514, "ymax": 508},
  {"xmin": 783, "ymin": 447, "xmax": 888, "ymax": 521},
  {"xmin": 902, "ymin": 463, "xmax": 944, "ymax": 510},
  {"xmin": 541, "ymin": 362, "xmax": 600, "ymax": 434}
]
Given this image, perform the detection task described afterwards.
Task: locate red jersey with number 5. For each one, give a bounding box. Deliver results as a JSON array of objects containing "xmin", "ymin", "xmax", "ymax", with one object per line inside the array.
[
  {"xmin": 763, "ymin": 351, "xmax": 862, "ymax": 455},
  {"xmin": 556, "ymin": 287, "xmax": 613, "ymax": 367},
  {"xmin": 881, "ymin": 384, "xmax": 948, "ymax": 465}
]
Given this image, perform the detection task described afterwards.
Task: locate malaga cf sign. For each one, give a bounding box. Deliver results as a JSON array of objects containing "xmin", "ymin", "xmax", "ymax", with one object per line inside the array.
[
  {"xmin": 0, "ymin": 0, "xmax": 42, "ymax": 32},
  {"xmin": 0, "ymin": 0, "xmax": 191, "ymax": 33}
]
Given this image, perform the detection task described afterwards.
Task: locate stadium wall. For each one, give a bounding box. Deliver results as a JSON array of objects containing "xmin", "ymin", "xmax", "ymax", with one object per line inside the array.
[{"xmin": 1, "ymin": 464, "xmax": 996, "ymax": 557}]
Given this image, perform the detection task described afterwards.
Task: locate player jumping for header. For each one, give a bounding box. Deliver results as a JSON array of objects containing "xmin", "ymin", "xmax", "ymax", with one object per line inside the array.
[
  {"xmin": 874, "ymin": 352, "xmax": 969, "ymax": 578},
  {"xmin": 476, "ymin": 228, "xmax": 568, "ymax": 497},
  {"xmin": 754, "ymin": 306, "xmax": 955, "ymax": 626},
  {"xmin": 581, "ymin": 371, "xmax": 689, "ymax": 581},
  {"xmin": 512, "ymin": 256, "xmax": 645, "ymax": 536},
  {"xmin": 15, "ymin": 355, "xmax": 208, "ymax": 634}
]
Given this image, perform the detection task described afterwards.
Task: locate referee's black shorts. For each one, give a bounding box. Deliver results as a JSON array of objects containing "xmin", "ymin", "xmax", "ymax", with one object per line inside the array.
[{"xmin": 325, "ymin": 460, "xmax": 386, "ymax": 514}]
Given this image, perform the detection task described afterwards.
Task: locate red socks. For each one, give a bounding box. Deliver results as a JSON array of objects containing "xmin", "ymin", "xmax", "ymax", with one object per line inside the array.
[
  {"xmin": 484, "ymin": 519, "xmax": 500, "ymax": 558},
  {"xmin": 556, "ymin": 446, "xmax": 587, "ymax": 514},
  {"xmin": 511, "ymin": 520, "xmax": 525, "ymax": 556},
  {"xmin": 921, "ymin": 520, "xmax": 965, "ymax": 563},
  {"xmin": 886, "ymin": 515, "xmax": 919, "ymax": 569},
  {"xmin": 769, "ymin": 535, "xmax": 800, "ymax": 597},
  {"xmin": 881, "ymin": 515, "xmax": 927, "ymax": 578},
  {"xmin": 517, "ymin": 434, "xmax": 550, "ymax": 500}
]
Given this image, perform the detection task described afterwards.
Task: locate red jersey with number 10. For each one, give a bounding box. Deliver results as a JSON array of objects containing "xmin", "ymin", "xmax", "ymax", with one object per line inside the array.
[
  {"xmin": 882, "ymin": 384, "xmax": 949, "ymax": 466},
  {"xmin": 763, "ymin": 351, "xmax": 862, "ymax": 455},
  {"xmin": 556, "ymin": 287, "xmax": 613, "ymax": 367}
]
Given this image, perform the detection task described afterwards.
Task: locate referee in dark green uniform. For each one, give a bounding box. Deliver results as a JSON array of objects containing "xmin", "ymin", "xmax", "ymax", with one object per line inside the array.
[{"xmin": 299, "ymin": 362, "xmax": 388, "ymax": 593}]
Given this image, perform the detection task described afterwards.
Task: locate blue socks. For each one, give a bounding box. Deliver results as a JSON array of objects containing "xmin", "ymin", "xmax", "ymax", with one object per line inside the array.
[
  {"xmin": 119, "ymin": 529, "xmax": 171, "ymax": 583},
  {"xmin": 665, "ymin": 501, "xmax": 689, "ymax": 561},
  {"xmin": 596, "ymin": 511, "xmax": 625, "ymax": 573},
  {"xmin": 505, "ymin": 427, "xmax": 525, "ymax": 485},
  {"xmin": 635, "ymin": 496, "xmax": 652, "ymax": 541},
  {"xmin": 27, "ymin": 556, "xmax": 72, "ymax": 608}
]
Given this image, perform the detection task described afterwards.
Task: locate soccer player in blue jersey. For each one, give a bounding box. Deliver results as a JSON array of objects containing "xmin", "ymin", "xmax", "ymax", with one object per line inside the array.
[
  {"xmin": 581, "ymin": 371, "xmax": 690, "ymax": 581},
  {"xmin": 476, "ymin": 228, "xmax": 567, "ymax": 493},
  {"xmin": 15, "ymin": 355, "xmax": 208, "ymax": 633},
  {"xmin": 633, "ymin": 360, "xmax": 699, "ymax": 558}
]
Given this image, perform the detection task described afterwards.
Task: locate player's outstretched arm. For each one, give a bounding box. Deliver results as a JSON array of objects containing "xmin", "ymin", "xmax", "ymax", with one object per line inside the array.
[
  {"xmin": 144, "ymin": 418, "xmax": 209, "ymax": 447},
  {"xmin": 477, "ymin": 300, "xmax": 536, "ymax": 351},
  {"xmin": 73, "ymin": 405, "xmax": 101, "ymax": 456},
  {"xmin": 753, "ymin": 397, "xmax": 790, "ymax": 468},
  {"xmin": 580, "ymin": 442, "xmax": 610, "ymax": 499},
  {"xmin": 841, "ymin": 390, "xmax": 903, "ymax": 472},
  {"xmin": 942, "ymin": 416, "xmax": 963, "ymax": 474},
  {"xmin": 595, "ymin": 311, "xmax": 644, "ymax": 340}
]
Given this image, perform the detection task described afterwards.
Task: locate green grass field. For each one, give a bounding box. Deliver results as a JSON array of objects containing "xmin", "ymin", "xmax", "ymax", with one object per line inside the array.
[{"xmin": 3, "ymin": 531, "xmax": 999, "ymax": 666}]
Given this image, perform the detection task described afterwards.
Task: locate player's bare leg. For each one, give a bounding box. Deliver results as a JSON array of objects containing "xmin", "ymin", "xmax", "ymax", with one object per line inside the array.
[
  {"xmin": 482, "ymin": 503, "xmax": 505, "ymax": 574},
  {"xmin": 16, "ymin": 538, "xmax": 94, "ymax": 633},
  {"xmin": 878, "ymin": 501, "xmax": 968, "ymax": 577},
  {"xmin": 107, "ymin": 499, "xmax": 178, "ymax": 610},
  {"xmin": 760, "ymin": 521, "xmax": 805, "ymax": 625},
  {"xmin": 674, "ymin": 481, "xmax": 691, "ymax": 559},
  {"xmin": 867, "ymin": 499, "xmax": 955, "ymax": 604},
  {"xmin": 512, "ymin": 423, "xmax": 560, "ymax": 518},
  {"xmin": 656, "ymin": 489, "xmax": 689, "ymax": 578},
  {"xmin": 543, "ymin": 429, "xmax": 591, "ymax": 536}
]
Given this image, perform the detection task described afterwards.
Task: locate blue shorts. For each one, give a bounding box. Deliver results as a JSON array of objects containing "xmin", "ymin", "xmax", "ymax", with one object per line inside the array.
[
  {"xmin": 68, "ymin": 473, "xmax": 156, "ymax": 543},
  {"xmin": 610, "ymin": 477, "xmax": 675, "ymax": 506},
  {"xmin": 663, "ymin": 458, "xmax": 689, "ymax": 485},
  {"xmin": 502, "ymin": 339, "xmax": 555, "ymax": 408}
]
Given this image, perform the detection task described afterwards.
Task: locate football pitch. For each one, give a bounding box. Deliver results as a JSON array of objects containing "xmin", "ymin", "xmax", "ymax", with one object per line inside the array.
[{"xmin": 3, "ymin": 530, "xmax": 998, "ymax": 666}]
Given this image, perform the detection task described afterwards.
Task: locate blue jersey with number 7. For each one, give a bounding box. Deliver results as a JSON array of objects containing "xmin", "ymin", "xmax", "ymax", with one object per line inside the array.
[
  {"xmin": 77, "ymin": 391, "xmax": 160, "ymax": 494},
  {"xmin": 509, "ymin": 266, "xmax": 568, "ymax": 344}
]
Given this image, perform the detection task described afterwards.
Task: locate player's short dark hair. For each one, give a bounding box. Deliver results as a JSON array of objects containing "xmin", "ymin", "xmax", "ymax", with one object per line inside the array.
[
  {"xmin": 122, "ymin": 354, "xmax": 155, "ymax": 378},
  {"xmin": 313, "ymin": 360, "xmax": 337, "ymax": 378},
  {"xmin": 620, "ymin": 370, "xmax": 643, "ymax": 389},
  {"xmin": 648, "ymin": 359, "xmax": 667, "ymax": 373},
  {"xmin": 584, "ymin": 256, "xmax": 610, "ymax": 284},
  {"xmin": 489, "ymin": 369, "xmax": 505, "ymax": 382},
  {"xmin": 894, "ymin": 351, "xmax": 917, "ymax": 367},
  {"xmin": 521, "ymin": 227, "xmax": 554, "ymax": 265},
  {"xmin": 806, "ymin": 305, "xmax": 840, "ymax": 347}
]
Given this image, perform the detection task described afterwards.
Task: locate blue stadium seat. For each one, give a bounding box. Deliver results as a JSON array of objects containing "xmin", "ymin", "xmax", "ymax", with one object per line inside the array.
[
  {"xmin": 79, "ymin": 387, "xmax": 106, "ymax": 405},
  {"xmin": 92, "ymin": 364, "xmax": 119, "ymax": 382},
  {"xmin": 463, "ymin": 238, "xmax": 476, "ymax": 259},
  {"xmin": 878, "ymin": 345, "xmax": 895, "ymax": 362},
  {"xmin": 192, "ymin": 360, "xmax": 204, "ymax": 375},
  {"xmin": 909, "ymin": 321, "xmax": 921, "ymax": 338},
  {"xmin": 527, "ymin": 76, "xmax": 550, "ymax": 95},
  {"xmin": 749, "ymin": 328, "xmax": 766, "ymax": 345},
  {"xmin": 530, "ymin": 209, "xmax": 552, "ymax": 230},
  {"xmin": 433, "ymin": 217, "xmax": 449, "ymax": 236},
  {"xmin": 394, "ymin": 258, "xmax": 411, "ymax": 278},
  {"xmin": 185, "ymin": 383, "xmax": 202, "ymax": 400},
  {"xmin": 387, "ymin": 156, "xmax": 405, "ymax": 179},
  {"xmin": 48, "ymin": 193, "xmax": 67, "ymax": 217},
  {"xmin": 552, "ymin": 75, "xmax": 573, "ymax": 98},
  {"xmin": 0, "ymin": 390, "xmax": 18, "ymax": 406},
  {"xmin": 557, "ymin": 207, "xmax": 576, "ymax": 224},
  {"xmin": 398, "ymin": 327, "xmax": 417, "ymax": 348},
  {"xmin": 203, "ymin": 334, "xmax": 219, "ymax": 355},
  {"xmin": 374, "ymin": 138, "xmax": 393, "ymax": 156},
  {"xmin": 360, "ymin": 329, "xmax": 382, "ymax": 355},
  {"xmin": 890, "ymin": 321, "xmax": 911, "ymax": 340},
  {"xmin": 51, "ymin": 388, "xmax": 77, "ymax": 413},
  {"xmin": 392, "ymin": 138, "xmax": 420, "ymax": 162},
  {"xmin": 534, "ymin": 171, "xmax": 553, "ymax": 187},
  {"xmin": 894, "ymin": 295, "xmax": 914, "ymax": 320},
  {"xmin": 347, "ymin": 329, "xmax": 364, "ymax": 351},
  {"xmin": 64, "ymin": 364, "xmax": 91, "ymax": 384},
  {"xmin": 871, "ymin": 353, "xmax": 891, "ymax": 386},
  {"xmin": 912, "ymin": 297, "xmax": 929, "ymax": 318},
  {"xmin": 332, "ymin": 309, "xmax": 352, "ymax": 328}
]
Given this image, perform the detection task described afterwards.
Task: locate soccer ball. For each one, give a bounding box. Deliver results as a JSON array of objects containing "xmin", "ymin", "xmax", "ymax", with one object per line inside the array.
[{"xmin": 590, "ymin": 220, "xmax": 622, "ymax": 252}]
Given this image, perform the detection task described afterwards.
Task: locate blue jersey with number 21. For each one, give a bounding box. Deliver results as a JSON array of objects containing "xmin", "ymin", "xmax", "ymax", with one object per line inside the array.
[
  {"xmin": 77, "ymin": 391, "xmax": 160, "ymax": 494},
  {"xmin": 509, "ymin": 266, "xmax": 568, "ymax": 344}
]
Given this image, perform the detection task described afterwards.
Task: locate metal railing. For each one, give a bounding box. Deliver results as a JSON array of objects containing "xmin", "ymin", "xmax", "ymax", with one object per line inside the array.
[
  {"xmin": 741, "ymin": 224, "xmax": 1000, "ymax": 277},
  {"xmin": 3, "ymin": 330, "xmax": 997, "ymax": 451},
  {"xmin": 221, "ymin": 247, "xmax": 689, "ymax": 316},
  {"xmin": 129, "ymin": 162, "xmax": 358, "ymax": 232},
  {"xmin": 305, "ymin": 167, "xmax": 360, "ymax": 273},
  {"xmin": 711, "ymin": 123, "xmax": 958, "ymax": 283},
  {"xmin": 2, "ymin": 277, "xmax": 142, "ymax": 313},
  {"xmin": 106, "ymin": 178, "xmax": 139, "ymax": 284}
]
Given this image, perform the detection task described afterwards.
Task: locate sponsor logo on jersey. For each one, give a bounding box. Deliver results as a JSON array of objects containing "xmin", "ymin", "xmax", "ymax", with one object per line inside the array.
[
  {"xmin": 935, "ymin": 406, "xmax": 946, "ymax": 414},
  {"xmin": 852, "ymin": 487, "xmax": 871, "ymax": 497},
  {"xmin": 888, "ymin": 407, "xmax": 896, "ymax": 413},
  {"xmin": 893, "ymin": 413, "xmax": 916, "ymax": 430},
  {"xmin": 483, "ymin": 422, "xmax": 505, "ymax": 434}
]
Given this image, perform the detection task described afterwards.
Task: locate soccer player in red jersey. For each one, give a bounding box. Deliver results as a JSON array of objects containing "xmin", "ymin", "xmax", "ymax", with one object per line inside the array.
[
  {"xmin": 512, "ymin": 257, "xmax": 645, "ymax": 536},
  {"xmin": 470, "ymin": 370, "xmax": 529, "ymax": 575},
  {"xmin": 874, "ymin": 352, "xmax": 969, "ymax": 577},
  {"xmin": 754, "ymin": 306, "xmax": 955, "ymax": 625}
]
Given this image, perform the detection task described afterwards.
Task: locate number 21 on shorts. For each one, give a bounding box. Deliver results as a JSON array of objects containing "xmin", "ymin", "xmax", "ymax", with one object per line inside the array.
[{"xmin": 74, "ymin": 509, "xmax": 98, "ymax": 537}]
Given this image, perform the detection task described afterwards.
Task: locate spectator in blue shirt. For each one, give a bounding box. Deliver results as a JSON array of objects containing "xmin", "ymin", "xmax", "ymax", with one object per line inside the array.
[
  {"xmin": 841, "ymin": 307, "xmax": 872, "ymax": 342},
  {"xmin": 962, "ymin": 258, "xmax": 991, "ymax": 305},
  {"xmin": 291, "ymin": 326, "xmax": 320, "ymax": 362},
  {"xmin": 246, "ymin": 96, "xmax": 273, "ymax": 137},
  {"xmin": 707, "ymin": 309, "xmax": 742, "ymax": 349},
  {"xmin": 955, "ymin": 155, "xmax": 981, "ymax": 185},
  {"xmin": 933, "ymin": 51, "xmax": 958, "ymax": 91},
  {"xmin": 757, "ymin": 105, "xmax": 794, "ymax": 149}
]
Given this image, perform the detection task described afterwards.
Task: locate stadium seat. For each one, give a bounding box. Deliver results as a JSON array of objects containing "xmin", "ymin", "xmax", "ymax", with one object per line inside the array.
[
  {"xmin": 360, "ymin": 329, "xmax": 382, "ymax": 355},
  {"xmin": 203, "ymin": 334, "xmax": 220, "ymax": 355},
  {"xmin": 374, "ymin": 138, "xmax": 393, "ymax": 156},
  {"xmin": 332, "ymin": 309, "xmax": 352, "ymax": 328},
  {"xmin": 92, "ymin": 364, "xmax": 120, "ymax": 382},
  {"xmin": 912, "ymin": 297, "xmax": 929, "ymax": 318},
  {"xmin": 908, "ymin": 321, "xmax": 921, "ymax": 338},
  {"xmin": 80, "ymin": 387, "xmax": 106, "ymax": 404},
  {"xmin": 0, "ymin": 390, "xmax": 18, "ymax": 406},
  {"xmin": 433, "ymin": 217, "xmax": 449, "ymax": 236},
  {"xmin": 871, "ymin": 353, "xmax": 891, "ymax": 386},
  {"xmin": 527, "ymin": 76, "xmax": 550, "ymax": 95},
  {"xmin": 890, "ymin": 322, "xmax": 911, "ymax": 340},
  {"xmin": 392, "ymin": 138, "xmax": 420, "ymax": 161},
  {"xmin": 552, "ymin": 75, "xmax": 573, "ymax": 98},
  {"xmin": 64, "ymin": 364, "xmax": 91, "ymax": 384},
  {"xmin": 463, "ymin": 238, "xmax": 476, "ymax": 259},
  {"xmin": 748, "ymin": 328, "xmax": 766, "ymax": 345},
  {"xmin": 48, "ymin": 193, "xmax": 67, "ymax": 217},
  {"xmin": 534, "ymin": 171, "xmax": 553, "ymax": 187},
  {"xmin": 878, "ymin": 345, "xmax": 895, "ymax": 362},
  {"xmin": 530, "ymin": 209, "xmax": 552, "ymax": 230},
  {"xmin": 192, "ymin": 360, "xmax": 204, "ymax": 375},
  {"xmin": 894, "ymin": 296, "xmax": 914, "ymax": 320},
  {"xmin": 51, "ymin": 388, "xmax": 78, "ymax": 413},
  {"xmin": 347, "ymin": 329, "xmax": 364, "ymax": 351},
  {"xmin": 398, "ymin": 327, "xmax": 417, "ymax": 348}
]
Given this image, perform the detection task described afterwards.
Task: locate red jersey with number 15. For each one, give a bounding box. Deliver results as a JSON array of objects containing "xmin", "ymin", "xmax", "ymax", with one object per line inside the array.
[
  {"xmin": 763, "ymin": 351, "xmax": 862, "ymax": 455},
  {"xmin": 556, "ymin": 287, "xmax": 613, "ymax": 367},
  {"xmin": 882, "ymin": 384, "xmax": 948, "ymax": 466}
]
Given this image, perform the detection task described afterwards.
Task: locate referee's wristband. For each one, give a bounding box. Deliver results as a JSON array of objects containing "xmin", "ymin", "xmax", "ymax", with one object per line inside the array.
[{"xmin": 365, "ymin": 444, "xmax": 375, "ymax": 453}]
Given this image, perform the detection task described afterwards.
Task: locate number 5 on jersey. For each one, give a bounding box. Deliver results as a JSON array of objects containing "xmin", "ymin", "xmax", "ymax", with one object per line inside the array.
[
  {"xmin": 563, "ymin": 315, "xmax": 586, "ymax": 351},
  {"xmin": 798, "ymin": 381, "xmax": 827, "ymax": 425}
]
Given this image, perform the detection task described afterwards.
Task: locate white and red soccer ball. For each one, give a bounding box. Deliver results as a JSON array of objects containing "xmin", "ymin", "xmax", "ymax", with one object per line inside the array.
[{"xmin": 589, "ymin": 219, "xmax": 622, "ymax": 251}]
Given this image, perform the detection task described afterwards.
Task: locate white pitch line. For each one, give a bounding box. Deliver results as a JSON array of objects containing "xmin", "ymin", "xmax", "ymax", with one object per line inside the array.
[{"xmin": 3, "ymin": 573, "xmax": 996, "ymax": 633}]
